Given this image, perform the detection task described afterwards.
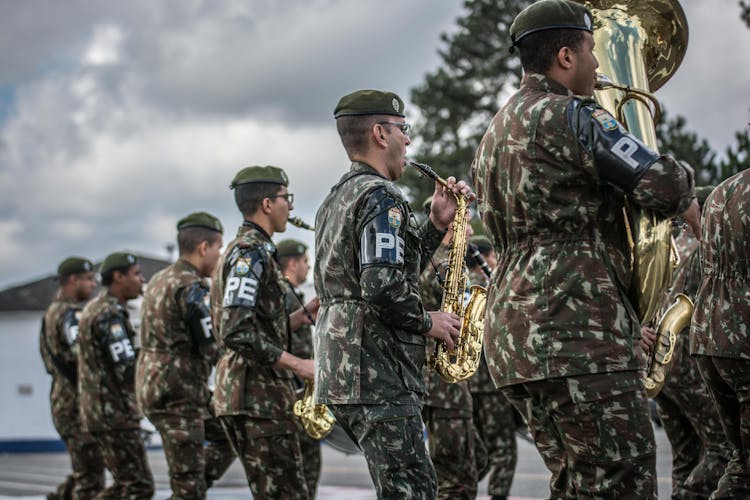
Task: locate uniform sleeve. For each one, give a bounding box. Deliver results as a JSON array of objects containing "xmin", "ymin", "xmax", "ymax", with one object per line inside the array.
[
  {"xmin": 358, "ymin": 186, "xmax": 432, "ymax": 334},
  {"xmin": 418, "ymin": 219, "xmax": 446, "ymax": 273},
  {"xmin": 218, "ymin": 246, "xmax": 284, "ymax": 365},
  {"xmin": 95, "ymin": 312, "xmax": 137, "ymax": 388},
  {"xmin": 568, "ymin": 98, "xmax": 694, "ymax": 216}
]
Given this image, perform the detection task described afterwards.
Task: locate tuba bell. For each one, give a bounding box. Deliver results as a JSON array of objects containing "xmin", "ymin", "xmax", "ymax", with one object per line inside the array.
[{"xmin": 586, "ymin": 0, "xmax": 693, "ymax": 397}]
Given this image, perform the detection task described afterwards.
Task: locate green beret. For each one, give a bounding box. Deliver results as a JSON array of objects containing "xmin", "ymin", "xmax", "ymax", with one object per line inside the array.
[
  {"xmin": 57, "ymin": 256, "xmax": 94, "ymax": 277},
  {"xmin": 510, "ymin": 0, "xmax": 593, "ymax": 48},
  {"xmin": 694, "ymin": 185, "xmax": 715, "ymax": 206},
  {"xmin": 276, "ymin": 239, "xmax": 308, "ymax": 258},
  {"xmin": 470, "ymin": 235, "xmax": 493, "ymax": 255},
  {"xmin": 177, "ymin": 211, "xmax": 223, "ymax": 233},
  {"xmin": 334, "ymin": 89, "xmax": 405, "ymax": 119},
  {"xmin": 230, "ymin": 165, "xmax": 289, "ymax": 189},
  {"xmin": 100, "ymin": 252, "xmax": 138, "ymax": 275}
]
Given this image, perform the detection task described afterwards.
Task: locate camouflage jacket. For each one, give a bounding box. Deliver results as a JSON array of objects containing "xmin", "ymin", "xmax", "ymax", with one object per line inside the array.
[
  {"xmin": 691, "ymin": 169, "xmax": 750, "ymax": 359},
  {"xmin": 420, "ymin": 244, "xmax": 473, "ymax": 412},
  {"xmin": 77, "ymin": 290, "xmax": 140, "ymax": 432},
  {"xmin": 284, "ymin": 284, "xmax": 314, "ymax": 360},
  {"xmin": 210, "ymin": 222, "xmax": 298, "ymax": 431},
  {"xmin": 136, "ymin": 260, "xmax": 219, "ymax": 418},
  {"xmin": 313, "ymin": 162, "xmax": 444, "ymax": 412},
  {"xmin": 40, "ymin": 292, "xmax": 85, "ymax": 436},
  {"xmin": 471, "ymin": 73, "xmax": 695, "ymax": 387}
]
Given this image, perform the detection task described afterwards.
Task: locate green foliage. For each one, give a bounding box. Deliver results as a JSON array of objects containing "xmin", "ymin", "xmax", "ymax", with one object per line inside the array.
[{"xmin": 741, "ymin": 1, "xmax": 750, "ymax": 28}]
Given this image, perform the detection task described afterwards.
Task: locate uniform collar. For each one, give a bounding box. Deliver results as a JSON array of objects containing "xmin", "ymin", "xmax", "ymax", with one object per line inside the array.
[
  {"xmin": 240, "ymin": 220, "xmax": 273, "ymax": 243},
  {"xmin": 522, "ymin": 72, "xmax": 573, "ymax": 96},
  {"xmin": 351, "ymin": 161, "xmax": 387, "ymax": 180}
]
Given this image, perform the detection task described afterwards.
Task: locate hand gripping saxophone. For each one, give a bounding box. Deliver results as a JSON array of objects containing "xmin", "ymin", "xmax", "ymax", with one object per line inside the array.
[{"xmin": 408, "ymin": 160, "xmax": 487, "ymax": 383}]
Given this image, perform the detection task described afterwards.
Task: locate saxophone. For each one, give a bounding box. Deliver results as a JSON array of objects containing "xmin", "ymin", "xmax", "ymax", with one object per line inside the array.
[
  {"xmin": 587, "ymin": 0, "xmax": 693, "ymax": 396},
  {"xmin": 408, "ymin": 160, "xmax": 487, "ymax": 383},
  {"xmin": 293, "ymin": 379, "xmax": 335, "ymax": 439}
]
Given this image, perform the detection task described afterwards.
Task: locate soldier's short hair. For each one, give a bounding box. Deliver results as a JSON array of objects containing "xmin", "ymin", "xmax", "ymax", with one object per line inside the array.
[
  {"xmin": 178, "ymin": 226, "xmax": 222, "ymax": 255},
  {"xmin": 517, "ymin": 28, "xmax": 585, "ymax": 74},
  {"xmin": 336, "ymin": 114, "xmax": 383, "ymax": 158},
  {"xmin": 234, "ymin": 182, "xmax": 283, "ymax": 217},
  {"xmin": 101, "ymin": 265, "xmax": 133, "ymax": 287}
]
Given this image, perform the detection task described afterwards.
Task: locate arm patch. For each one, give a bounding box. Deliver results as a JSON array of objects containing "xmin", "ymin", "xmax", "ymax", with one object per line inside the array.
[
  {"xmin": 222, "ymin": 248, "xmax": 265, "ymax": 309},
  {"xmin": 97, "ymin": 314, "xmax": 135, "ymax": 365},
  {"xmin": 359, "ymin": 189, "xmax": 406, "ymax": 269},
  {"xmin": 568, "ymin": 99, "xmax": 659, "ymax": 193},
  {"xmin": 185, "ymin": 281, "xmax": 214, "ymax": 344},
  {"xmin": 61, "ymin": 308, "xmax": 82, "ymax": 346}
]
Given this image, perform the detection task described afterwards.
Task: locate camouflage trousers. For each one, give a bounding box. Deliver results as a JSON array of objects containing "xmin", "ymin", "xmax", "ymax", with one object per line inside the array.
[
  {"xmin": 502, "ymin": 371, "xmax": 656, "ymax": 499},
  {"xmin": 472, "ymin": 390, "xmax": 518, "ymax": 497},
  {"xmin": 148, "ymin": 412, "xmax": 236, "ymax": 499},
  {"xmin": 297, "ymin": 430, "xmax": 322, "ymax": 499},
  {"xmin": 46, "ymin": 431, "xmax": 105, "ymax": 500},
  {"xmin": 695, "ymin": 355, "xmax": 750, "ymax": 499},
  {"xmin": 220, "ymin": 415, "xmax": 310, "ymax": 499},
  {"xmin": 655, "ymin": 345, "xmax": 730, "ymax": 499},
  {"xmin": 92, "ymin": 429, "xmax": 154, "ymax": 499},
  {"xmin": 422, "ymin": 406, "xmax": 487, "ymax": 500},
  {"xmin": 330, "ymin": 404, "xmax": 437, "ymax": 500}
]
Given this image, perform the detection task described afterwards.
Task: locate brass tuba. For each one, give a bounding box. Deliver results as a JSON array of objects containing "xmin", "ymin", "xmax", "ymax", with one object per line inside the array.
[
  {"xmin": 587, "ymin": 0, "xmax": 693, "ymax": 397},
  {"xmin": 408, "ymin": 160, "xmax": 486, "ymax": 383}
]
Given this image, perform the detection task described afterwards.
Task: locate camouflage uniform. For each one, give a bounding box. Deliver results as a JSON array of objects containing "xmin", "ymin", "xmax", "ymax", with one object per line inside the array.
[
  {"xmin": 284, "ymin": 283, "xmax": 322, "ymax": 498},
  {"xmin": 690, "ymin": 169, "xmax": 750, "ymax": 499},
  {"xmin": 210, "ymin": 222, "xmax": 309, "ymax": 499},
  {"xmin": 419, "ymin": 244, "xmax": 487, "ymax": 499},
  {"xmin": 77, "ymin": 290, "xmax": 154, "ymax": 499},
  {"xmin": 468, "ymin": 263, "xmax": 519, "ymax": 499},
  {"xmin": 471, "ymin": 73, "xmax": 695, "ymax": 499},
  {"xmin": 314, "ymin": 161, "xmax": 445, "ymax": 499},
  {"xmin": 136, "ymin": 259, "xmax": 235, "ymax": 499},
  {"xmin": 40, "ymin": 292, "xmax": 105, "ymax": 499},
  {"xmin": 652, "ymin": 231, "xmax": 730, "ymax": 499}
]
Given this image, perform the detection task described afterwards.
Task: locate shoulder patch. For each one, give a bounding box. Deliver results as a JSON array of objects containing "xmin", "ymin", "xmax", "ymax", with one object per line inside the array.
[
  {"xmin": 387, "ymin": 206, "xmax": 402, "ymax": 228},
  {"xmin": 223, "ymin": 248, "xmax": 264, "ymax": 309},
  {"xmin": 592, "ymin": 109, "xmax": 618, "ymax": 131}
]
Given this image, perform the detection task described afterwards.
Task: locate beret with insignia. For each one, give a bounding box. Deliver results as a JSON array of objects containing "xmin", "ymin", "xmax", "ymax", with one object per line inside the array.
[
  {"xmin": 470, "ymin": 235, "xmax": 493, "ymax": 255},
  {"xmin": 100, "ymin": 252, "xmax": 138, "ymax": 275},
  {"xmin": 510, "ymin": 0, "xmax": 593, "ymax": 50},
  {"xmin": 57, "ymin": 256, "xmax": 94, "ymax": 278},
  {"xmin": 177, "ymin": 211, "xmax": 224, "ymax": 233},
  {"xmin": 231, "ymin": 165, "xmax": 289, "ymax": 189},
  {"xmin": 276, "ymin": 239, "xmax": 308, "ymax": 258},
  {"xmin": 334, "ymin": 89, "xmax": 405, "ymax": 119}
]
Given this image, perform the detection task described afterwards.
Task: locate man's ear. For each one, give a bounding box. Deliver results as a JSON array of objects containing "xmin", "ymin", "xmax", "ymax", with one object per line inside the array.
[
  {"xmin": 261, "ymin": 197, "xmax": 273, "ymax": 215},
  {"xmin": 372, "ymin": 123, "xmax": 388, "ymax": 149},
  {"xmin": 557, "ymin": 46, "xmax": 574, "ymax": 69},
  {"xmin": 197, "ymin": 240, "xmax": 209, "ymax": 257}
]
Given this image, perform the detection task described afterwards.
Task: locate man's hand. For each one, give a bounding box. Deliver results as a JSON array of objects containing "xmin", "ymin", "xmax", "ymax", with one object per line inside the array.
[
  {"xmin": 429, "ymin": 177, "xmax": 475, "ymax": 231},
  {"xmin": 426, "ymin": 311, "xmax": 461, "ymax": 349},
  {"xmin": 680, "ymin": 198, "xmax": 701, "ymax": 241},
  {"xmin": 639, "ymin": 326, "xmax": 657, "ymax": 353},
  {"xmin": 274, "ymin": 352, "xmax": 315, "ymax": 380},
  {"xmin": 289, "ymin": 297, "xmax": 320, "ymax": 332}
]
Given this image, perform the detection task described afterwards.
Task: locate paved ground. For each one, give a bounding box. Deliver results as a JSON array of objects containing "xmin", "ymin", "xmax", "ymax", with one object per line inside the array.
[{"xmin": 0, "ymin": 425, "xmax": 676, "ymax": 499}]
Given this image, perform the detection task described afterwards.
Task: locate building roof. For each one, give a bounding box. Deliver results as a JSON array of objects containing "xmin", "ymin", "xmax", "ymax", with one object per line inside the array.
[{"xmin": 0, "ymin": 254, "xmax": 171, "ymax": 312}]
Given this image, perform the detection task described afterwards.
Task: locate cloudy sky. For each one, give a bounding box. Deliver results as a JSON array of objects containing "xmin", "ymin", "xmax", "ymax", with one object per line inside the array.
[{"xmin": 0, "ymin": 0, "xmax": 748, "ymax": 289}]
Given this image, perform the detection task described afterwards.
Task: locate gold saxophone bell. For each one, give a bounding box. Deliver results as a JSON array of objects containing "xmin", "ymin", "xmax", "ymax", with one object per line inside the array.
[
  {"xmin": 288, "ymin": 216, "xmax": 315, "ymax": 231},
  {"xmin": 293, "ymin": 380, "xmax": 335, "ymax": 440},
  {"xmin": 408, "ymin": 160, "xmax": 486, "ymax": 383}
]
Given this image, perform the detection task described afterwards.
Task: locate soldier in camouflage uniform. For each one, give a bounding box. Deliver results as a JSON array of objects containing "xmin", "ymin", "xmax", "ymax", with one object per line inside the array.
[
  {"xmin": 640, "ymin": 187, "xmax": 730, "ymax": 499},
  {"xmin": 277, "ymin": 238, "xmax": 322, "ymax": 498},
  {"xmin": 314, "ymin": 89, "xmax": 471, "ymax": 499},
  {"xmin": 211, "ymin": 166, "xmax": 318, "ymax": 499},
  {"xmin": 41, "ymin": 257, "xmax": 104, "ymax": 500},
  {"xmin": 419, "ymin": 213, "xmax": 488, "ymax": 500},
  {"xmin": 470, "ymin": 1, "xmax": 699, "ymax": 498},
  {"xmin": 136, "ymin": 212, "xmax": 235, "ymax": 499},
  {"xmin": 465, "ymin": 236, "xmax": 519, "ymax": 500},
  {"xmin": 77, "ymin": 252, "xmax": 154, "ymax": 499},
  {"xmin": 690, "ymin": 169, "xmax": 750, "ymax": 498}
]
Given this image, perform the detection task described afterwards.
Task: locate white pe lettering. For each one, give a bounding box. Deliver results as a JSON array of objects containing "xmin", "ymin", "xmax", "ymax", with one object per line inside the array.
[
  {"xmin": 237, "ymin": 277, "xmax": 257, "ymax": 302},
  {"xmin": 109, "ymin": 339, "xmax": 134, "ymax": 362},
  {"xmin": 375, "ymin": 233, "xmax": 395, "ymax": 258},
  {"xmin": 200, "ymin": 316, "xmax": 212, "ymax": 338},
  {"xmin": 611, "ymin": 136, "xmax": 640, "ymax": 169}
]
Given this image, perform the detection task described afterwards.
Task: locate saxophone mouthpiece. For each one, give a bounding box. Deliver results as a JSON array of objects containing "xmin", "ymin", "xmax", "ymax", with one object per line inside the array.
[{"xmin": 288, "ymin": 216, "xmax": 315, "ymax": 231}]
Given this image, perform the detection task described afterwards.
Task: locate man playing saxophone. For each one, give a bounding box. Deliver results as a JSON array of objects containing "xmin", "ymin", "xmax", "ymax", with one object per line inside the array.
[
  {"xmin": 314, "ymin": 89, "xmax": 470, "ymax": 499},
  {"xmin": 471, "ymin": 1, "xmax": 699, "ymax": 498}
]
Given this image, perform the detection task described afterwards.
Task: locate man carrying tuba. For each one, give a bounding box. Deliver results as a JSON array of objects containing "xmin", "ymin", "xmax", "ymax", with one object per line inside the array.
[{"xmin": 471, "ymin": 1, "xmax": 699, "ymax": 498}]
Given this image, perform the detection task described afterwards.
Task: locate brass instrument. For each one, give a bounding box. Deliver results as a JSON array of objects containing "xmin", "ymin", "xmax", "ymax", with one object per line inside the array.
[
  {"xmin": 288, "ymin": 216, "xmax": 315, "ymax": 231},
  {"xmin": 643, "ymin": 293, "xmax": 693, "ymax": 397},
  {"xmin": 293, "ymin": 380, "xmax": 335, "ymax": 439},
  {"xmin": 587, "ymin": 0, "xmax": 693, "ymax": 397},
  {"xmin": 408, "ymin": 160, "xmax": 486, "ymax": 383}
]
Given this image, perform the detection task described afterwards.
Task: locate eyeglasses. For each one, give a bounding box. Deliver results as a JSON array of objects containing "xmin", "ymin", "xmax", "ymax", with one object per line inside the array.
[
  {"xmin": 267, "ymin": 193, "xmax": 294, "ymax": 204},
  {"xmin": 379, "ymin": 121, "xmax": 411, "ymax": 136}
]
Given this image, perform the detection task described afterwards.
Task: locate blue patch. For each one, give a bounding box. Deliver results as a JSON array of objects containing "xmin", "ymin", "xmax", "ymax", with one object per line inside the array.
[
  {"xmin": 235, "ymin": 258, "xmax": 250, "ymax": 276},
  {"xmin": 593, "ymin": 109, "xmax": 618, "ymax": 131},
  {"xmin": 387, "ymin": 207, "xmax": 402, "ymax": 228}
]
